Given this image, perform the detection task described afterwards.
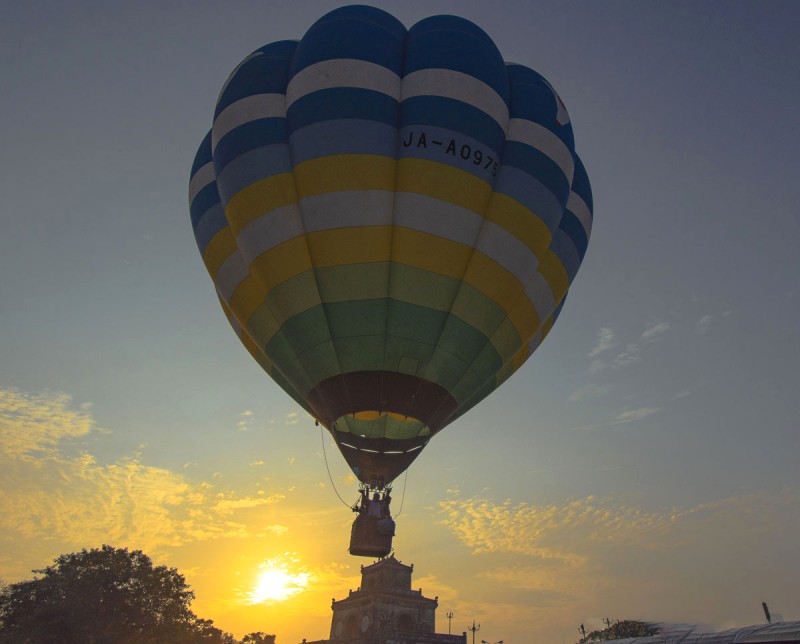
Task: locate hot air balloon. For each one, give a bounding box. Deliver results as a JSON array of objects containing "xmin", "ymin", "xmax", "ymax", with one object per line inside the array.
[{"xmin": 188, "ymin": 5, "xmax": 593, "ymax": 557}]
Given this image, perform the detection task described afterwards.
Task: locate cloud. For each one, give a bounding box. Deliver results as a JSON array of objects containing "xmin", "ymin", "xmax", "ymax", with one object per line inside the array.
[
  {"xmin": 0, "ymin": 388, "xmax": 289, "ymax": 559},
  {"xmin": 570, "ymin": 406, "xmax": 661, "ymax": 432},
  {"xmin": 585, "ymin": 321, "xmax": 671, "ymax": 374},
  {"xmin": 611, "ymin": 407, "xmax": 661, "ymax": 424},
  {"xmin": 613, "ymin": 343, "xmax": 642, "ymax": 367},
  {"xmin": 610, "ymin": 320, "xmax": 671, "ymax": 369},
  {"xmin": 237, "ymin": 409, "xmax": 255, "ymax": 431},
  {"xmin": 0, "ymin": 388, "xmax": 101, "ymax": 459},
  {"xmin": 696, "ymin": 315, "xmax": 713, "ymax": 334},
  {"xmin": 438, "ymin": 496, "xmax": 674, "ymax": 561},
  {"xmin": 259, "ymin": 524, "xmax": 289, "ymax": 536},
  {"xmin": 641, "ymin": 321, "xmax": 671, "ymax": 340},
  {"xmin": 589, "ymin": 327, "xmax": 616, "ymax": 357},
  {"xmin": 213, "ymin": 494, "xmax": 285, "ymax": 516},
  {"xmin": 568, "ymin": 383, "xmax": 613, "ymax": 402},
  {"xmin": 438, "ymin": 490, "xmax": 800, "ymax": 618}
]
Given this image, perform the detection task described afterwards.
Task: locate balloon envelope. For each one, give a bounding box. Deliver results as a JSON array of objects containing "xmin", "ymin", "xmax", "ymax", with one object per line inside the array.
[{"xmin": 189, "ymin": 5, "xmax": 594, "ymax": 486}]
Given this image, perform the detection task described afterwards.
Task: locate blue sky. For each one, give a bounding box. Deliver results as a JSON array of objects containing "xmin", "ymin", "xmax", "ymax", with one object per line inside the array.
[{"xmin": 2, "ymin": 2, "xmax": 799, "ymax": 642}]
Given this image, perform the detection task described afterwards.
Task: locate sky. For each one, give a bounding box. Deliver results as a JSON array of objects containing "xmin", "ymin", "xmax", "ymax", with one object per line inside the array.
[{"xmin": 2, "ymin": 1, "xmax": 799, "ymax": 642}]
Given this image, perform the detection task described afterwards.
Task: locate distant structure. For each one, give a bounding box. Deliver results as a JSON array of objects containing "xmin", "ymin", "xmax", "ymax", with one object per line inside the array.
[
  {"xmin": 600, "ymin": 620, "xmax": 800, "ymax": 643},
  {"xmin": 302, "ymin": 556, "xmax": 466, "ymax": 644}
]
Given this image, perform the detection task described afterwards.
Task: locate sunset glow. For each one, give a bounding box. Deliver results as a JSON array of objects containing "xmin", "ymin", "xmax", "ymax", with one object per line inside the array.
[{"xmin": 249, "ymin": 559, "xmax": 310, "ymax": 604}]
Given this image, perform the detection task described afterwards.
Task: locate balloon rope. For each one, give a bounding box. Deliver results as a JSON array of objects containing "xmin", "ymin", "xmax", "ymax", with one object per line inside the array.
[
  {"xmin": 393, "ymin": 469, "xmax": 409, "ymax": 518},
  {"xmin": 320, "ymin": 424, "xmax": 353, "ymax": 508}
]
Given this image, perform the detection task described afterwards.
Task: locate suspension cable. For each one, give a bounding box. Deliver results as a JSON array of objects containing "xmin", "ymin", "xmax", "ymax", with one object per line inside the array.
[
  {"xmin": 393, "ymin": 469, "xmax": 409, "ymax": 518},
  {"xmin": 320, "ymin": 424, "xmax": 353, "ymax": 509}
]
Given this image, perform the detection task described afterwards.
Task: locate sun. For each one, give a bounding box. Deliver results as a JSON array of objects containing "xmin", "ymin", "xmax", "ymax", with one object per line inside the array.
[{"xmin": 249, "ymin": 558, "xmax": 310, "ymax": 604}]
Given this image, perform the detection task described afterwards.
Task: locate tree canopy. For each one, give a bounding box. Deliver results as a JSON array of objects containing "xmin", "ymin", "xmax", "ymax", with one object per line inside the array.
[
  {"xmin": 0, "ymin": 545, "xmax": 269, "ymax": 644},
  {"xmin": 578, "ymin": 619, "xmax": 658, "ymax": 642},
  {"xmin": 242, "ymin": 634, "xmax": 277, "ymax": 644}
]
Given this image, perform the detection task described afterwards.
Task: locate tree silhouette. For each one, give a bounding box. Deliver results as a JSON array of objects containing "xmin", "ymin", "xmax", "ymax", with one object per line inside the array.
[
  {"xmin": 242, "ymin": 633, "xmax": 276, "ymax": 644},
  {"xmin": 577, "ymin": 619, "xmax": 657, "ymax": 642},
  {"xmin": 0, "ymin": 545, "xmax": 237, "ymax": 643}
]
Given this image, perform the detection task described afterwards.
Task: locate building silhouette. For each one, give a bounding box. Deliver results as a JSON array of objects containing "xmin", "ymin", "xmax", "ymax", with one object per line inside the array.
[{"xmin": 302, "ymin": 556, "xmax": 466, "ymax": 644}]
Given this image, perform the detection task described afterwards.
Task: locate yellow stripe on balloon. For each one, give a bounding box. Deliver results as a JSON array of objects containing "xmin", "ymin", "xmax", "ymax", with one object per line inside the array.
[
  {"xmin": 225, "ymin": 173, "xmax": 299, "ymax": 232},
  {"xmin": 463, "ymin": 252, "xmax": 541, "ymax": 339},
  {"xmin": 536, "ymin": 250, "xmax": 570, "ymax": 304},
  {"xmin": 540, "ymin": 308, "xmax": 556, "ymax": 338},
  {"xmin": 294, "ymin": 155, "xmax": 396, "ymax": 196},
  {"xmin": 250, "ymin": 236, "xmax": 314, "ymax": 293},
  {"xmin": 203, "ymin": 231, "xmax": 237, "ymax": 279},
  {"xmin": 229, "ymin": 274, "xmax": 268, "ymax": 328},
  {"xmin": 510, "ymin": 342, "xmax": 531, "ymax": 372},
  {"xmin": 485, "ymin": 193, "xmax": 553, "ymax": 257},
  {"xmin": 391, "ymin": 227, "xmax": 472, "ymax": 279},
  {"xmin": 306, "ymin": 226, "xmax": 393, "ymax": 266},
  {"xmin": 397, "ymin": 158, "xmax": 492, "ymax": 212}
]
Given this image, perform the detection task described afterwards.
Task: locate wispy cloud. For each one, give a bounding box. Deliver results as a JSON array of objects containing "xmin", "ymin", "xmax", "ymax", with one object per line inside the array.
[
  {"xmin": 438, "ymin": 490, "xmax": 800, "ymax": 613},
  {"xmin": 438, "ymin": 496, "xmax": 673, "ymax": 560},
  {"xmin": 589, "ymin": 327, "xmax": 616, "ymax": 357},
  {"xmin": 611, "ymin": 407, "xmax": 661, "ymax": 424},
  {"xmin": 585, "ymin": 320, "xmax": 672, "ymax": 375},
  {"xmin": 615, "ymin": 321, "xmax": 671, "ymax": 367},
  {"xmin": 237, "ymin": 409, "xmax": 255, "ymax": 431},
  {"xmin": 641, "ymin": 321, "xmax": 671, "ymax": 340},
  {"xmin": 696, "ymin": 315, "xmax": 713, "ymax": 334},
  {"xmin": 213, "ymin": 495, "xmax": 284, "ymax": 516},
  {"xmin": 567, "ymin": 383, "xmax": 613, "ymax": 402},
  {"xmin": 0, "ymin": 388, "xmax": 101, "ymax": 458},
  {"xmin": 569, "ymin": 406, "xmax": 661, "ymax": 432},
  {"xmin": 0, "ymin": 388, "xmax": 288, "ymax": 556},
  {"xmin": 613, "ymin": 343, "xmax": 642, "ymax": 367}
]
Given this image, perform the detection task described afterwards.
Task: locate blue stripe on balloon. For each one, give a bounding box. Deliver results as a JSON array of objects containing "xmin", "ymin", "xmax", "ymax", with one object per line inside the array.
[
  {"xmin": 194, "ymin": 203, "xmax": 227, "ymax": 254},
  {"xmin": 501, "ymin": 140, "xmax": 571, "ymax": 207},
  {"xmin": 572, "ymin": 154, "xmax": 593, "ymax": 214},
  {"xmin": 400, "ymin": 96, "xmax": 505, "ymax": 153},
  {"xmin": 493, "ymin": 165, "xmax": 563, "ymax": 235},
  {"xmin": 215, "ymin": 41, "xmax": 296, "ymax": 116},
  {"xmin": 216, "ymin": 144, "xmax": 293, "ymax": 202},
  {"xmin": 550, "ymin": 230, "xmax": 581, "ymax": 281},
  {"xmin": 289, "ymin": 119, "xmax": 397, "ymax": 164},
  {"xmin": 290, "ymin": 5, "xmax": 406, "ymax": 76},
  {"xmin": 191, "ymin": 131, "xmax": 213, "ymax": 177},
  {"xmin": 552, "ymin": 295, "xmax": 566, "ymax": 322},
  {"xmin": 287, "ymin": 88, "xmax": 398, "ymax": 131},
  {"xmin": 509, "ymin": 86, "xmax": 574, "ymax": 151},
  {"xmin": 507, "ymin": 64, "xmax": 575, "ymax": 150},
  {"xmin": 559, "ymin": 210, "xmax": 589, "ymax": 259},
  {"xmin": 405, "ymin": 15, "xmax": 509, "ymax": 103},
  {"xmin": 190, "ymin": 182, "xmax": 220, "ymax": 230},
  {"xmin": 213, "ymin": 118, "xmax": 288, "ymax": 174}
]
